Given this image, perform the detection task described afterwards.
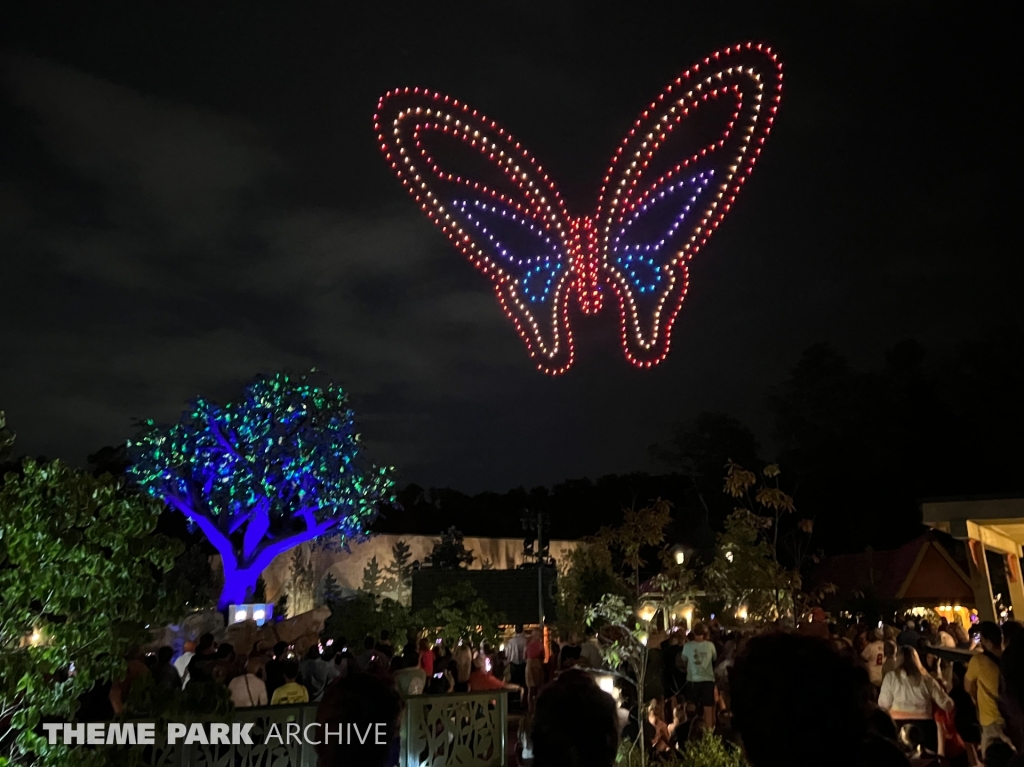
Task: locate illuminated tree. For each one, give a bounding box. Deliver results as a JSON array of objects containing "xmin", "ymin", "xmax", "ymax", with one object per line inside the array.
[{"xmin": 128, "ymin": 370, "xmax": 395, "ymax": 608}]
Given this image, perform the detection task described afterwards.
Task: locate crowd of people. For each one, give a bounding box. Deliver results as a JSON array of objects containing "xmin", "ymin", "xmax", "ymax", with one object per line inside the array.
[{"xmin": 87, "ymin": 611, "xmax": 1024, "ymax": 767}]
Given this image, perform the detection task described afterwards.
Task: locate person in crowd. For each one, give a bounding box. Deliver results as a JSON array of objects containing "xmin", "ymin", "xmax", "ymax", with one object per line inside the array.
[
  {"xmin": 898, "ymin": 619, "xmax": 921, "ymax": 648},
  {"xmin": 950, "ymin": 620, "xmax": 971, "ymax": 649},
  {"xmin": 985, "ymin": 740, "xmax": 1015, "ymax": 767},
  {"xmin": 646, "ymin": 697, "xmax": 672, "ymax": 753},
  {"xmin": 1003, "ymin": 621, "xmax": 1024, "ymax": 650},
  {"xmin": 937, "ymin": 618, "xmax": 958, "ymax": 648},
  {"xmin": 878, "ymin": 645, "xmax": 954, "ymax": 753},
  {"xmin": 682, "ymin": 622, "xmax": 717, "ymax": 729},
  {"xmin": 580, "ymin": 625, "xmax": 603, "ymax": 669},
  {"xmin": 229, "ymin": 658, "xmax": 268, "ymax": 707},
  {"xmin": 966, "ymin": 621, "xmax": 1008, "ymax": 753},
  {"xmin": 375, "ymin": 629, "xmax": 394, "ymax": 658},
  {"xmin": 453, "ymin": 639, "xmax": 473, "ymax": 693},
  {"xmin": 300, "ymin": 645, "xmax": 341, "ymax": 702},
  {"xmin": 531, "ymin": 669, "xmax": 619, "ymax": 767},
  {"xmin": 557, "ymin": 632, "xmax": 582, "ymax": 670},
  {"xmin": 152, "ymin": 646, "xmax": 181, "ymax": 690},
  {"xmin": 732, "ymin": 633, "xmax": 908, "ymax": 767},
  {"xmin": 545, "ymin": 634, "xmax": 561, "ymax": 682},
  {"xmin": 667, "ymin": 703, "xmax": 694, "ymax": 749},
  {"xmin": 264, "ymin": 641, "xmax": 290, "ymax": 699},
  {"xmin": 425, "ymin": 658, "xmax": 457, "ymax": 695},
  {"xmin": 109, "ymin": 647, "xmax": 152, "ymax": 715},
  {"xmin": 506, "ymin": 624, "xmax": 529, "ymax": 685},
  {"xmin": 173, "ymin": 640, "xmax": 196, "ymax": 687},
  {"xmin": 796, "ymin": 606, "xmax": 830, "ymax": 640},
  {"xmin": 271, "ymin": 660, "xmax": 309, "ymax": 705},
  {"xmin": 662, "ymin": 630, "xmax": 686, "ymax": 712},
  {"xmin": 316, "ymin": 673, "xmax": 403, "ymax": 767},
  {"xmin": 468, "ymin": 652, "xmax": 522, "ymax": 694},
  {"xmin": 525, "ymin": 628, "xmax": 546, "ymax": 708},
  {"xmin": 862, "ymin": 627, "xmax": 887, "ymax": 690},
  {"xmin": 355, "ymin": 636, "xmax": 377, "ymax": 671},
  {"xmin": 181, "ymin": 633, "xmax": 217, "ymax": 688},
  {"xmin": 417, "ymin": 637, "xmax": 435, "ymax": 678},
  {"xmin": 881, "ymin": 639, "xmax": 899, "ymax": 680},
  {"xmin": 211, "ymin": 642, "xmax": 240, "ymax": 686},
  {"xmin": 392, "ymin": 650, "xmax": 427, "ymax": 696}
]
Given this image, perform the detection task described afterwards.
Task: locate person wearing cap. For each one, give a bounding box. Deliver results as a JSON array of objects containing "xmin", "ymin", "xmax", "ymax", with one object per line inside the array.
[
  {"xmin": 861, "ymin": 627, "xmax": 887, "ymax": 689},
  {"xmin": 796, "ymin": 607, "xmax": 830, "ymax": 640}
]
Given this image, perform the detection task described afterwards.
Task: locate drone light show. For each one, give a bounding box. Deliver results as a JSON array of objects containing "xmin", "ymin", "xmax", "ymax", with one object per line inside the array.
[{"xmin": 375, "ymin": 43, "xmax": 783, "ymax": 375}]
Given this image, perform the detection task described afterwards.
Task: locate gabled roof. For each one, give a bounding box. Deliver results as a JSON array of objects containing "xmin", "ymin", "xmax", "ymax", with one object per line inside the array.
[{"xmin": 811, "ymin": 533, "xmax": 973, "ymax": 604}]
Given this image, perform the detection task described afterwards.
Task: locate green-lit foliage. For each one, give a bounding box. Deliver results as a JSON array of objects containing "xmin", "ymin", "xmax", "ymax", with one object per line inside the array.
[
  {"xmin": 0, "ymin": 461, "xmax": 181, "ymax": 766},
  {"xmin": 127, "ymin": 370, "xmax": 396, "ymax": 607}
]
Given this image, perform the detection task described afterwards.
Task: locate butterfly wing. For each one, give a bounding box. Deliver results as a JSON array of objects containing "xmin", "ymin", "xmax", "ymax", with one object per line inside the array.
[
  {"xmin": 375, "ymin": 89, "xmax": 576, "ymax": 375},
  {"xmin": 598, "ymin": 43, "xmax": 784, "ymax": 368}
]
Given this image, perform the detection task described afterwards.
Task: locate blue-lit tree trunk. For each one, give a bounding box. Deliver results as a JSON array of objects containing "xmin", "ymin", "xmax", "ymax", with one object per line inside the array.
[{"xmin": 128, "ymin": 371, "xmax": 395, "ymax": 609}]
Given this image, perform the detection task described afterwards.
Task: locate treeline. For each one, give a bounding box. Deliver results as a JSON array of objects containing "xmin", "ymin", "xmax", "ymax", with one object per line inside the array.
[{"xmin": 377, "ymin": 324, "xmax": 1024, "ymax": 557}]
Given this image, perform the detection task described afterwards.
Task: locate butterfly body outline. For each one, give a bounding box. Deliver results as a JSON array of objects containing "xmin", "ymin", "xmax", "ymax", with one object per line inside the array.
[{"xmin": 375, "ymin": 42, "xmax": 782, "ymax": 374}]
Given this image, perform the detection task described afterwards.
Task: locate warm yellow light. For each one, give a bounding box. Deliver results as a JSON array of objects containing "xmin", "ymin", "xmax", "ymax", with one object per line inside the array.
[
  {"xmin": 637, "ymin": 602, "xmax": 658, "ymax": 623},
  {"xmin": 674, "ymin": 550, "xmax": 686, "ymax": 565},
  {"xmin": 735, "ymin": 605, "xmax": 748, "ymax": 621},
  {"xmin": 725, "ymin": 550, "xmax": 734, "ymax": 563},
  {"xmin": 638, "ymin": 631, "xmax": 649, "ymax": 646},
  {"xmin": 597, "ymin": 675, "xmax": 615, "ymax": 694}
]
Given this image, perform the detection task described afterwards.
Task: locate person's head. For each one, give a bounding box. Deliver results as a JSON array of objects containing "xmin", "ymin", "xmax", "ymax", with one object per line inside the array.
[
  {"xmin": 919, "ymin": 620, "xmax": 931, "ymax": 633},
  {"xmin": 730, "ymin": 633, "xmax": 870, "ymax": 767},
  {"xmin": 692, "ymin": 622, "xmax": 707, "ymax": 639},
  {"xmin": 1003, "ymin": 621, "xmax": 1024, "ymax": 649},
  {"xmin": 282, "ymin": 660, "xmax": 299, "ymax": 682},
  {"xmin": 873, "ymin": 627, "xmax": 884, "ymax": 641},
  {"xmin": 305, "ymin": 645, "xmax": 321, "ymax": 660},
  {"xmin": 938, "ymin": 617, "xmax": 949, "ymax": 629},
  {"xmin": 515, "ymin": 623, "xmax": 524, "ymax": 635},
  {"xmin": 985, "ymin": 741, "xmax": 1015, "ymax": 767},
  {"xmin": 245, "ymin": 659, "xmax": 264, "ymax": 678},
  {"xmin": 417, "ymin": 637, "xmax": 430, "ymax": 653},
  {"xmin": 883, "ymin": 640, "xmax": 897, "ymax": 659},
  {"xmin": 646, "ymin": 698, "xmax": 663, "ymax": 720},
  {"xmin": 904, "ymin": 619, "xmax": 916, "ymax": 631},
  {"xmin": 216, "ymin": 642, "xmax": 235, "ymax": 660},
  {"xmin": 156, "ymin": 646, "xmax": 174, "ymax": 665},
  {"xmin": 897, "ymin": 645, "xmax": 925, "ymax": 677},
  {"xmin": 531, "ymin": 669, "xmax": 618, "ymax": 767},
  {"xmin": 273, "ymin": 641, "xmax": 289, "ymax": 659},
  {"xmin": 317, "ymin": 673, "xmax": 403, "ymax": 767},
  {"xmin": 380, "ymin": 630, "xmax": 390, "ymax": 642},
  {"xmin": 363, "ymin": 636, "xmax": 375, "ymax": 651},
  {"xmin": 390, "ymin": 654, "xmax": 406, "ymax": 673},
  {"xmin": 197, "ymin": 633, "xmax": 216, "ymax": 654},
  {"xmin": 978, "ymin": 621, "xmax": 1003, "ymax": 653}
]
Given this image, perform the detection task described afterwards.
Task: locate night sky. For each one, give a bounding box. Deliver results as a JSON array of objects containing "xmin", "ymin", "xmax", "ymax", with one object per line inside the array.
[{"xmin": 1, "ymin": 3, "xmax": 1018, "ymax": 492}]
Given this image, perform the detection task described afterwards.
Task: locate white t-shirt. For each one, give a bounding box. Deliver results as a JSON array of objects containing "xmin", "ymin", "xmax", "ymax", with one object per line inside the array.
[
  {"xmin": 861, "ymin": 640, "xmax": 886, "ymax": 686},
  {"xmin": 228, "ymin": 674, "xmax": 268, "ymax": 707}
]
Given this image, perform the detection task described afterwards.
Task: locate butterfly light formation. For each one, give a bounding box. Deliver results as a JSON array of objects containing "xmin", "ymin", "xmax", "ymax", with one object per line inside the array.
[{"xmin": 375, "ymin": 43, "xmax": 782, "ymax": 375}]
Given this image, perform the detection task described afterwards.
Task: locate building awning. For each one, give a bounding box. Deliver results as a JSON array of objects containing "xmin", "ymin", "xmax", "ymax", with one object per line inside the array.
[{"xmin": 922, "ymin": 497, "xmax": 1024, "ymax": 623}]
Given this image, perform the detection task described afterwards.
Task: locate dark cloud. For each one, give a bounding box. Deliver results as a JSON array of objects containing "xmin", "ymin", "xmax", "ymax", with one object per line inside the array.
[{"xmin": 0, "ymin": 3, "xmax": 1020, "ymax": 491}]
